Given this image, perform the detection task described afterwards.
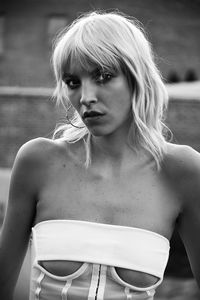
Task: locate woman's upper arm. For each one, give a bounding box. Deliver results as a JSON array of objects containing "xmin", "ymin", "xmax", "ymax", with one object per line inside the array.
[
  {"xmin": 0, "ymin": 138, "xmax": 46, "ymax": 297},
  {"xmin": 177, "ymin": 146, "xmax": 200, "ymax": 287}
]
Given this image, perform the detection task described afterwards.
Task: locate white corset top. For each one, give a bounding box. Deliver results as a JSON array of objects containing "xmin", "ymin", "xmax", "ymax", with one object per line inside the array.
[{"xmin": 31, "ymin": 220, "xmax": 170, "ymax": 279}]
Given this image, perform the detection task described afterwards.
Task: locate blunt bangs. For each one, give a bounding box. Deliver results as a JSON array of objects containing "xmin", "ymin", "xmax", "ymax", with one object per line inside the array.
[{"xmin": 54, "ymin": 20, "xmax": 123, "ymax": 84}]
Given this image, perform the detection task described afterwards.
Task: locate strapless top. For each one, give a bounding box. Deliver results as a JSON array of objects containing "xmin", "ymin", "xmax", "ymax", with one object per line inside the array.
[
  {"xmin": 31, "ymin": 219, "xmax": 170, "ymax": 278},
  {"xmin": 29, "ymin": 220, "xmax": 170, "ymax": 300}
]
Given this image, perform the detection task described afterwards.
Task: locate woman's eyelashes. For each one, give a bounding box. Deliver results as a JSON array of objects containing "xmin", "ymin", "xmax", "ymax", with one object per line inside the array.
[
  {"xmin": 63, "ymin": 76, "xmax": 80, "ymax": 90},
  {"xmin": 93, "ymin": 70, "xmax": 114, "ymax": 84},
  {"xmin": 63, "ymin": 70, "xmax": 115, "ymax": 89}
]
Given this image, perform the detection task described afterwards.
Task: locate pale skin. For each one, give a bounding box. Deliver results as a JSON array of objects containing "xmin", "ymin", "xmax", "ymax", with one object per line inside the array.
[{"xmin": 0, "ymin": 64, "xmax": 200, "ymax": 299}]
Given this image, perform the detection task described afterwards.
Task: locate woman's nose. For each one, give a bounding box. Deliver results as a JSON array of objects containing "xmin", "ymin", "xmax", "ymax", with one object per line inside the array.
[{"xmin": 80, "ymin": 80, "xmax": 98, "ymax": 106}]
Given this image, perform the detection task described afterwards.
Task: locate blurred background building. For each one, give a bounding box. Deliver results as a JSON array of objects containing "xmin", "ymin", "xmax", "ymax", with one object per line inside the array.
[
  {"xmin": 0, "ymin": 0, "xmax": 200, "ymax": 299},
  {"xmin": 0, "ymin": 0, "xmax": 200, "ymax": 87}
]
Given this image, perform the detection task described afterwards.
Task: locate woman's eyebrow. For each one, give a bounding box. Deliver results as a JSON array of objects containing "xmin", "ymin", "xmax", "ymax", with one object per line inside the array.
[
  {"xmin": 90, "ymin": 66, "xmax": 116, "ymax": 75},
  {"xmin": 90, "ymin": 66, "xmax": 113, "ymax": 76},
  {"xmin": 62, "ymin": 72, "xmax": 78, "ymax": 78},
  {"xmin": 62, "ymin": 66, "xmax": 109, "ymax": 79},
  {"xmin": 90, "ymin": 67, "xmax": 101, "ymax": 76}
]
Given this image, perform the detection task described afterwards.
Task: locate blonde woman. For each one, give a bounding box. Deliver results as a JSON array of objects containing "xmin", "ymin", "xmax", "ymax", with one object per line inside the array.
[{"xmin": 0, "ymin": 11, "xmax": 200, "ymax": 300}]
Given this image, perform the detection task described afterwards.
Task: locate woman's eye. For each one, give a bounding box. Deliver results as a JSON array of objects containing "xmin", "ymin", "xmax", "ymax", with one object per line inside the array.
[
  {"xmin": 63, "ymin": 77, "xmax": 80, "ymax": 89},
  {"xmin": 96, "ymin": 72, "xmax": 113, "ymax": 84}
]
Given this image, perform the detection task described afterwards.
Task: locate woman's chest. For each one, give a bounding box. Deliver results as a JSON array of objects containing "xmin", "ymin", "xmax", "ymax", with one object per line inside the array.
[
  {"xmin": 34, "ymin": 166, "xmax": 174, "ymax": 290},
  {"xmin": 36, "ymin": 166, "xmax": 180, "ymax": 239}
]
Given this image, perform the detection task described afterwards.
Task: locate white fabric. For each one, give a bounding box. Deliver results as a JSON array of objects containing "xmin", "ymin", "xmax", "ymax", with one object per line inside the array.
[{"xmin": 32, "ymin": 220, "xmax": 170, "ymax": 279}]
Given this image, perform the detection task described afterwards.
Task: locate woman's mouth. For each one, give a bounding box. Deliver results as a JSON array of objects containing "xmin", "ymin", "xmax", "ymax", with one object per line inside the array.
[{"xmin": 83, "ymin": 110, "xmax": 105, "ymax": 120}]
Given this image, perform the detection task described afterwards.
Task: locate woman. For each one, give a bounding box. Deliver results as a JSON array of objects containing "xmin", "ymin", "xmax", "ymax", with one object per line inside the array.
[{"xmin": 0, "ymin": 11, "xmax": 200, "ymax": 300}]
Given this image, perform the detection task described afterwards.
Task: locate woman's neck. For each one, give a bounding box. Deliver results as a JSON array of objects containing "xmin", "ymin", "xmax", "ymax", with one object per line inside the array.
[
  {"xmin": 88, "ymin": 124, "xmax": 142, "ymax": 176},
  {"xmin": 91, "ymin": 134, "xmax": 131, "ymax": 162}
]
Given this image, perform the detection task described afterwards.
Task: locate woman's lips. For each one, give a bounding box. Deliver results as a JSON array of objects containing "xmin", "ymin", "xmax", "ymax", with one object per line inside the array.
[{"xmin": 83, "ymin": 111, "xmax": 105, "ymax": 119}]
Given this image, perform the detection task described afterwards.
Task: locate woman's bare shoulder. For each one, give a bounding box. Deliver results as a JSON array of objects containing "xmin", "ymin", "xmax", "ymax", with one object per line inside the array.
[
  {"xmin": 163, "ymin": 142, "xmax": 200, "ymax": 174},
  {"xmin": 165, "ymin": 146, "xmax": 200, "ymax": 284},
  {"xmin": 15, "ymin": 137, "xmax": 69, "ymax": 166},
  {"xmin": 11, "ymin": 137, "xmax": 73, "ymax": 194},
  {"xmin": 162, "ymin": 143, "xmax": 200, "ymax": 205}
]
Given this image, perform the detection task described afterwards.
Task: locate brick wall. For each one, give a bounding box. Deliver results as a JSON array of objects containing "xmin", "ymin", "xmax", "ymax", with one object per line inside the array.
[
  {"xmin": 0, "ymin": 88, "xmax": 62, "ymax": 167},
  {"xmin": 167, "ymin": 99, "xmax": 200, "ymax": 152},
  {"xmin": 1, "ymin": 0, "xmax": 200, "ymax": 87}
]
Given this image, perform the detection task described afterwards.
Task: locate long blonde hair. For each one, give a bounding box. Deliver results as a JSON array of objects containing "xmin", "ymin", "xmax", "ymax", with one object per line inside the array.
[{"xmin": 52, "ymin": 11, "xmax": 169, "ymax": 169}]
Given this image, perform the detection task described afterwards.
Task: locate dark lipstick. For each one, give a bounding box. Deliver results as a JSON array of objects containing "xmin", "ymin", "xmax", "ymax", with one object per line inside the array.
[{"xmin": 83, "ymin": 111, "xmax": 104, "ymax": 119}]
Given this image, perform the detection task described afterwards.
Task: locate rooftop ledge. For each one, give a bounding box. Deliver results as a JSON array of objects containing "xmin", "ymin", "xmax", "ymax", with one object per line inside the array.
[{"xmin": 0, "ymin": 81, "xmax": 200, "ymax": 100}]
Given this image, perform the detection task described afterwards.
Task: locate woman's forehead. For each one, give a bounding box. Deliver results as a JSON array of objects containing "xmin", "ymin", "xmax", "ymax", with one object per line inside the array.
[{"xmin": 64, "ymin": 58, "xmax": 97, "ymax": 75}]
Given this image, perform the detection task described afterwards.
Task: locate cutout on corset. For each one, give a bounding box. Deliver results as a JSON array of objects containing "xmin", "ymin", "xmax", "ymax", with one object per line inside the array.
[
  {"xmin": 37, "ymin": 260, "xmax": 160, "ymax": 288},
  {"xmin": 38, "ymin": 260, "xmax": 84, "ymax": 277},
  {"xmin": 113, "ymin": 267, "xmax": 159, "ymax": 288}
]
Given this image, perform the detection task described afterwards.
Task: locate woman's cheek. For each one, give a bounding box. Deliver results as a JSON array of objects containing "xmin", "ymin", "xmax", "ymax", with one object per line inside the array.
[{"xmin": 66, "ymin": 90, "xmax": 78, "ymax": 107}]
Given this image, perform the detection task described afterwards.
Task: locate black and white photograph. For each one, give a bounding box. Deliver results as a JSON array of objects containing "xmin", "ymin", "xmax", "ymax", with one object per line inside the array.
[{"xmin": 0, "ymin": 1, "xmax": 200, "ymax": 299}]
